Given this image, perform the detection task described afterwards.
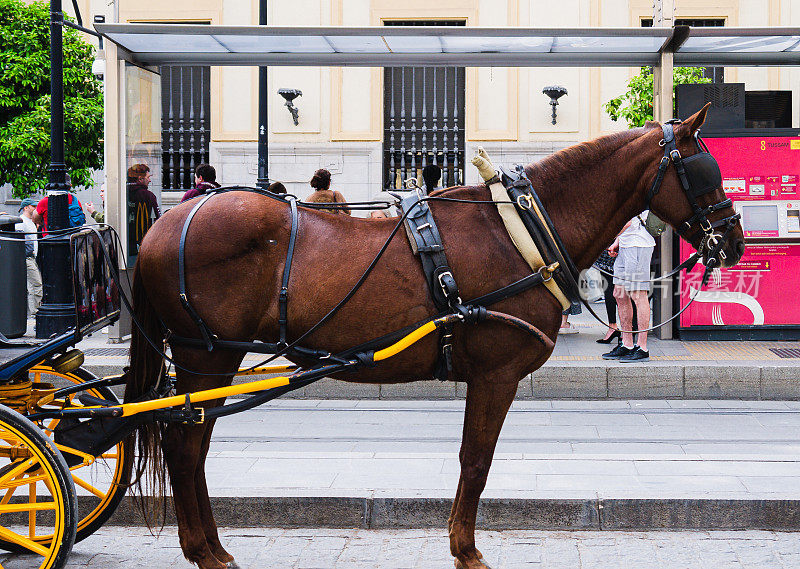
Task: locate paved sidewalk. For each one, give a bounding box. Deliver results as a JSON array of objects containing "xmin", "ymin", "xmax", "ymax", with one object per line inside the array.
[
  {"xmin": 3, "ymin": 313, "xmax": 799, "ymax": 400},
  {"xmin": 12, "ymin": 527, "xmax": 800, "ymax": 568},
  {"xmin": 99, "ymin": 399, "xmax": 800, "ymax": 530}
]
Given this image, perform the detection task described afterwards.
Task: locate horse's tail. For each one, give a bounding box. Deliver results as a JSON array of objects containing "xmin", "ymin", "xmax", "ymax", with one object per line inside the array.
[{"xmin": 123, "ymin": 264, "xmax": 168, "ymax": 527}]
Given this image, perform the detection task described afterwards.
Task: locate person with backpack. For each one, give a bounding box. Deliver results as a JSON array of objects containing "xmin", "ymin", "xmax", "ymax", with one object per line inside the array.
[{"xmin": 32, "ymin": 174, "xmax": 86, "ymax": 235}]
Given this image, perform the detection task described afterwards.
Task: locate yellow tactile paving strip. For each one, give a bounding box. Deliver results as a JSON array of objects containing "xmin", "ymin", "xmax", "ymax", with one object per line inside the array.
[{"xmin": 551, "ymin": 341, "xmax": 800, "ymax": 361}]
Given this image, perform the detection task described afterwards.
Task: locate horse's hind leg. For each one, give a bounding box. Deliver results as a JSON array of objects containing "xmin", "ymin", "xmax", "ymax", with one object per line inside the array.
[
  {"xmin": 162, "ymin": 348, "xmax": 243, "ymax": 569},
  {"xmin": 449, "ymin": 375, "xmax": 518, "ymax": 569},
  {"xmin": 195, "ymin": 418, "xmax": 236, "ymax": 565}
]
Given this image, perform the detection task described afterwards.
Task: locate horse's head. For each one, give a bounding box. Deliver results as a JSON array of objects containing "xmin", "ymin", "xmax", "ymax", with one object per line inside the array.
[{"xmin": 643, "ymin": 104, "xmax": 745, "ymax": 268}]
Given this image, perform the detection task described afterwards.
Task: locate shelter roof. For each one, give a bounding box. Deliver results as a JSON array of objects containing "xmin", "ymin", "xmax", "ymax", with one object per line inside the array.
[{"xmin": 95, "ymin": 24, "xmax": 800, "ymax": 67}]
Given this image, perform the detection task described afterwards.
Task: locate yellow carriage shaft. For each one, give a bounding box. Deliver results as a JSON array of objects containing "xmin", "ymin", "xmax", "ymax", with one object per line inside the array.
[{"xmin": 116, "ymin": 318, "xmax": 442, "ymax": 418}]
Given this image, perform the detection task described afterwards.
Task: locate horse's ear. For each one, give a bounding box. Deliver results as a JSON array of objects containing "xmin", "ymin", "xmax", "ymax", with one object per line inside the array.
[{"xmin": 676, "ymin": 102, "xmax": 711, "ymax": 138}]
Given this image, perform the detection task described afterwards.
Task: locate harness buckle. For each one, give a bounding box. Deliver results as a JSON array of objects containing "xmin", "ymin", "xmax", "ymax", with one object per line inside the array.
[
  {"xmin": 700, "ymin": 218, "xmax": 713, "ymax": 234},
  {"xmin": 669, "ymin": 149, "xmax": 682, "ymax": 161},
  {"xmin": 516, "ymin": 194, "xmax": 533, "ymax": 210},
  {"xmin": 437, "ymin": 271, "xmax": 462, "ymax": 306}
]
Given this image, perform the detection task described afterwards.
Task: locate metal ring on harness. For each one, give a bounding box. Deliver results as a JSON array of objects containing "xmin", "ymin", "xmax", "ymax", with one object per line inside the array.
[{"xmin": 516, "ymin": 194, "xmax": 533, "ymax": 210}]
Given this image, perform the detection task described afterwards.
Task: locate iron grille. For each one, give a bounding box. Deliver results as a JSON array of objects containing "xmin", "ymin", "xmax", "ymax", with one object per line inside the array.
[
  {"xmin": 161, "ymin": 66, "xmax": 211, "ymax": 190},
  {"xmin": 383, "ymin": 21, "xmax": 466, "ymax": 190}
]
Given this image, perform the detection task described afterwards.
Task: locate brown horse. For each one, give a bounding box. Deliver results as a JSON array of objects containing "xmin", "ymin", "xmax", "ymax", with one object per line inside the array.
[{"xmin": 124, "ymin": 106, "xmax": 744, "ymax": 569}]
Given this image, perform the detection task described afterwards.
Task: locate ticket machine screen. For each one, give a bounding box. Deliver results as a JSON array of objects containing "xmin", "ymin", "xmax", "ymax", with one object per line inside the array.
[{"xmin": 741, "ymin": 205, "xmax": 779, "ymax": 233}]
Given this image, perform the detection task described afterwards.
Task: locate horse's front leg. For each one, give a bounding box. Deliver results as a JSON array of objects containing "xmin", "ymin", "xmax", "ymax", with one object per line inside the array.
[{"xmin": 450, "ymin": 375, "xmax": 518, "ymax": 569}]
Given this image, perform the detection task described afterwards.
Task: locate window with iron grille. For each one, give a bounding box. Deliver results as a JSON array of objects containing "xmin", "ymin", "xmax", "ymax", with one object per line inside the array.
[
  {"xmin": 160, "ymin": 66, "xmax": 211, "ymax": 190},
  {"xmin": 383, "ymin": 21, "xmax": 466, "ymax": 190},
  {"xmin": 641, "ymin": 18, "xmax": 725, "ymax": 82}
]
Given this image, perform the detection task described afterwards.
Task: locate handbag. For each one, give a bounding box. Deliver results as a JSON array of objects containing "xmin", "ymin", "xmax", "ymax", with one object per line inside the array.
[
  {"xmin": 593, "ymin": 250, "xmax": 615, "ymax": 274},
  {"xmin": 639, "ymin": 212, "xmax": 667, "ymax": 238}
]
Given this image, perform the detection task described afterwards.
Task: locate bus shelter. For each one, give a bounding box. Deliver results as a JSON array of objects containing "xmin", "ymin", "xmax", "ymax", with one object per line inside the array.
[{"xmin": 94, "ymin": 22, "xmax": 800, "ymax": 338}]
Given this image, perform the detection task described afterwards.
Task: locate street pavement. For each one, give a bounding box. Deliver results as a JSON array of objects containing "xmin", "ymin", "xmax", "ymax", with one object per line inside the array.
[
  {"xmin": 7, "ymin": 527, "xmax": 800, "ymax": 568},
  {"xmin": 83, "ymin": 397, "xmax": 800, "ymax": 531}
]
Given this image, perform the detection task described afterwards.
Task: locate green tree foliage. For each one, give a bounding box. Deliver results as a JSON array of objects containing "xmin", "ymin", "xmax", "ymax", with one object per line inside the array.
[
  {"xmin": 604, "ymin": 66, "xmax": 711, "ymax": 128},
  {"xmin": 0, "ymin": 0, "xmax": 102, "ymax": 198}
]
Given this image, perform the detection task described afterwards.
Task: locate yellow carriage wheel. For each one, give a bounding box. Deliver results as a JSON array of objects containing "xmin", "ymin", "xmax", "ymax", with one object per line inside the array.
[
  {"xmin": 25, "ymin": 366, "xmax": 132, "ymax": 545},
  {"xmin": 0, "ymin": 403, "xmax": 77, "ymax": 569}
]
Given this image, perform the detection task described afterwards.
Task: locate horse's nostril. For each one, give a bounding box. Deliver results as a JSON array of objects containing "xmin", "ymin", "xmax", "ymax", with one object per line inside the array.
[{"xmin": 736, "ymin": 240, "xmax": 745, "ymax": 258}]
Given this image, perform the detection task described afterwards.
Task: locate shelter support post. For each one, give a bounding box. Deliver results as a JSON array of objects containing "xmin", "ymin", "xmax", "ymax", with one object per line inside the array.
[
  {"xmin": 256, "ymin": 0, "xmax": 269, "ymax": 189},
  {"xmin": 652, "ymin": 0, "xmax": 676, "ymax": 340}
]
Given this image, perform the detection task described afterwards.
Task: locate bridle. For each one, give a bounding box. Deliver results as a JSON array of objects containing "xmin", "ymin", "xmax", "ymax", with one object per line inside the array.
[{"xmin": 644, "ymin": 120, "xmax": 741, "ymax": 271}]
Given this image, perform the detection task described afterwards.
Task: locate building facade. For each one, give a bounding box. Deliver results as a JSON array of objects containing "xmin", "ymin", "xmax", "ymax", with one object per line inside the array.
[{"xmin": 7, "ymin": 0, "xmax": 799, "ymax": 211}]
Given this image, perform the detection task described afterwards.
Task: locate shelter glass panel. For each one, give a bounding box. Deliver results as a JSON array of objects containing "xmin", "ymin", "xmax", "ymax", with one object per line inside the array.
[{"xmin": 125, "ymin": 64, "xmax": 162, "ymax": 265}]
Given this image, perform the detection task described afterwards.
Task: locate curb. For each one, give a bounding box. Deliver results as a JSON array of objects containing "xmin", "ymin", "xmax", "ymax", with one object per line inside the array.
[
  {"xmin": 85, "ymin": 363, "xmax": 800, "ymax": 400},
  {"xmin": 100, "ymin": 496, "xmax": 800, "ymax": 530}
]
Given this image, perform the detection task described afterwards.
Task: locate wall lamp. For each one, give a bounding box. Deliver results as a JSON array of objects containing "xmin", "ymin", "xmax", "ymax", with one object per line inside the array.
[
  {"xmin": 278, "ymin": 88, "xmax": 302, "ymax": 126},
  {"xmin": 542, "ymin": 85, "xmax": 568, "ymax": 125}
]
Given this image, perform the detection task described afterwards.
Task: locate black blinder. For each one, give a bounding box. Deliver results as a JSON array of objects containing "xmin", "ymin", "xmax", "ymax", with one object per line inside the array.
[{"xmin": 682, "ymin": 152, "xmax": 722, "ymax": 198}]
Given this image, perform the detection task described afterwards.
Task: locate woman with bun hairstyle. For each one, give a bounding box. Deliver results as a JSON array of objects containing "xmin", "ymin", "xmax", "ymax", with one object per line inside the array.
[{"xmin": 304, "ymin": 168, "xmax": 351, "ymax": 215}]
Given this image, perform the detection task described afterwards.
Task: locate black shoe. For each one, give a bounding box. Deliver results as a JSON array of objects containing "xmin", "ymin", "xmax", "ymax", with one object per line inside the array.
[
  {"xmin": 619, "ymin": 347, "xmax": 650, "ymax": 363},
  {"xmin": 602, "ymin": 344, "xmax": 633, "ymax": 360},
  {"xmin": 596, "ymin": 329, "xmax": 621, "ymax": 344}
]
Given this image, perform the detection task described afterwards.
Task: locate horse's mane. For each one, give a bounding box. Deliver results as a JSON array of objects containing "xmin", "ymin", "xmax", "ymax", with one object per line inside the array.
[
  {"xmin": 526, "ymin": 126, "xmax": 649, "ymax": 187},
  {"xmin": 428, "ymin": 124, "xmax": 655, "ymax": 199}
]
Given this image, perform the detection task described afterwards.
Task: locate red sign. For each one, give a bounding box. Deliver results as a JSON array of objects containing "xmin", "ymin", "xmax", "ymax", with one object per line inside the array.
[{"xmin": 679, "ymin": 136, "xmax": 800, "ymax": 327}]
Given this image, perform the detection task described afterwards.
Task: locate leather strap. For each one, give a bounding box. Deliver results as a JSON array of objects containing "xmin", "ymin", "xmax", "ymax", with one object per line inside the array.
[
  {"xmin": 279, "ymin": 196, "xmax": 299, "ymax": 347},
  {"xmin": 399, "ymin": 194, "xmax": 461, "ymax": 311},
  {"xmin": 178, "ymin": 193, "xmax": 218, "ymax": 351}
]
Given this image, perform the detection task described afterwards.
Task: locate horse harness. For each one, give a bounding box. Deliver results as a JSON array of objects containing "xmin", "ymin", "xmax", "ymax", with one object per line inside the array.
[{"xmin": 168, "ymin": 120, "xmax": 741, "ymax": 380}]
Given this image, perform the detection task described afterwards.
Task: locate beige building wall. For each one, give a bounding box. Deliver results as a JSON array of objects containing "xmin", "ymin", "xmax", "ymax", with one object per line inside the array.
[{"xmin": 108, "ymin": 0, "xmax": 798, "ymax": 207}]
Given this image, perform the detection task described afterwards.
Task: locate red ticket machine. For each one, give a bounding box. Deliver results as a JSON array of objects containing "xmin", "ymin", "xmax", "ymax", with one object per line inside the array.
[{"xmin": 678, "ymin": 134, "xmax": 800, "ymax": 339}]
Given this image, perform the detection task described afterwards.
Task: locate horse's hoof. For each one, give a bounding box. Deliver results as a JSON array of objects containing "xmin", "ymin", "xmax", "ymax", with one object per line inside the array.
[{"xmin": 225, "ymin": 563, "xmax": 241, "ymax": 569}]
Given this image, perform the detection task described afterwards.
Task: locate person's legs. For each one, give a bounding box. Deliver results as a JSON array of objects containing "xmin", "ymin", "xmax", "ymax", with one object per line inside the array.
[
  {"xmin": 630, "ymin": 291, "xmax": 650, "ymax": 351},
  {"xmin": 614, "ymin": 285, "xmax": 634, "ymax": 348},
  {"xmin": 599, "ymin": 275, "xmax": 619, "ymax": 341},
  {"xmin": 25, "ymin": 257, "xmax": 42, "ymax": 315}
]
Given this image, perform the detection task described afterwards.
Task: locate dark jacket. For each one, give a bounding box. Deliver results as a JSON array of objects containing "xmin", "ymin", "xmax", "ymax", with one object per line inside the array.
[
  {"xmin": 128, "ymin": 183, "xmax": 161, "ymax": 219},
  {"xmin": 181, "ymin": 181, "xmax": 221, "ymax": 203}
]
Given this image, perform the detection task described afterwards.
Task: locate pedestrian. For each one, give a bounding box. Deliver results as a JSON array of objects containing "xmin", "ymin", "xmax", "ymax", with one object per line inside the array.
[
  {"xmin": 305, "ymin": 168, "xmax": 350, "ymax": 215},
  {"xmin": 127, "ymin": 164, "xmax": 160, "ymax": 249},
  {"xmin": 267, "ymin": 182, "xmax": 287, "ymax": 194},
  {"xmin": 559, "ymin": 302, "xmax": 581, "ymax": 334},
  {"xmin": 32, "ymin": 174, "xmax": 86, "ymax": 234},
  {"xmin": 15, "ymin": 198, "xmax": 43, "ymax": 316},
  {"xmin": 602, "ymin": 213, "xmax": 655, "ymax": 362},
  {"xmin": 86, "ymin": 183, "xmax": 105, "ymax": 223},
  {"xmin": 593, "ymin": 249, "xmax": 620, "ymax": 344},
  {"xmin": 181, "ymin": 163, "xmax": 222, "ymax": 202},
  {"xmin": 422, "ymin": 164, "xmax": 443, "ymax": 194}
]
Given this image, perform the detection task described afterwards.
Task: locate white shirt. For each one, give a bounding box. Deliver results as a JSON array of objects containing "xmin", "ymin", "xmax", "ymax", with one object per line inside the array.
[
  {"xmin": 619, "ymin": 212, "xmax": 656, "ymax": 249},
  {"xmin": 15, "ymin": 215, "xmax": 38, "ymax": 256}
]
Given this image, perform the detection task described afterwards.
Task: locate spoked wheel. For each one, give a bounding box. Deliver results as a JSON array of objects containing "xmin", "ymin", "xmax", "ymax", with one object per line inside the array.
[
  {"xmin": 0, "ymin": 403, "xmax": 77, "ymax": 569},
  {"xmin": 26, "ymin": 366, "xmax": 131, "ymax": 544}
]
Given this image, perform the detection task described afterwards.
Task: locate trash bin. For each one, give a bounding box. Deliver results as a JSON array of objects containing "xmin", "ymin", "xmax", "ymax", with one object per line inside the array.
[{"xmin": 0, "ymin": 214, "xmax": 27, "ymax": 338}]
